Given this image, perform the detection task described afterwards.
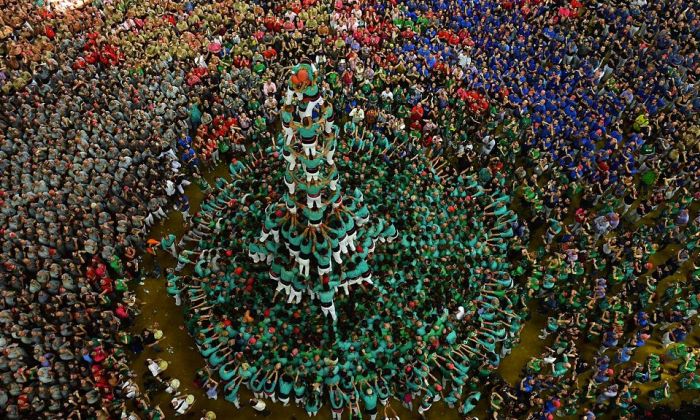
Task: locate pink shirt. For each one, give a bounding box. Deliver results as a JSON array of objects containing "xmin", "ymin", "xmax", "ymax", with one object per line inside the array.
[{"xmin": 263, "ymin": 81, "xmax": 277, "ymax": 96}]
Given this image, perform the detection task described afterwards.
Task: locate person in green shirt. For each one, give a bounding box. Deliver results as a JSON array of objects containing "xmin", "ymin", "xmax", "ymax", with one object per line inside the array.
[
  {"xmin": 160, "ymin": 234, "xmax": 177, "ymax": 257},
  {"xmin": 360, "ymin": 386, "xmax": 378, "ymax": 420},
  {"xmin": 460, "ymin": 391, "xmax": 481, "ymax": 415},
  {"xmin": 319, "ymin": 281, "xmax": 337, "ymax": 323},
  {"xmin": 189, "ymin": 102, "xmax": 202, "ymax": 128}
]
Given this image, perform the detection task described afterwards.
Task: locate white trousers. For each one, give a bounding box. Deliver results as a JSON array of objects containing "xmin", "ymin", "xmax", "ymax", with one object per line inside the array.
[
  {"xmin": 302, "ymin": 142, "xmax": 317, "ymax": 157},
  {"xmin": 307, "ymin": 195, "xmax": 322, "ymax": 208},
  {"xmin": 286, "ymin": 245, "xmax": 299, "ymax": 258},
  {"xmin": 305, "ymin": 171, "xmax": 320, "ymax": 182},
  {"xmin": 298, "ymin": 258, "xmax": 310, "ymax": 277},
  {"xmin": 321, "ymin": 303, "xmax": 337, "ymax": 322},
  {"xmin": 155, "ymin": 207, "xmax": 167, "ymax": 219},
  {"xmin": 283, "ymin": 126, "xmax": 294, "ymax": 144},
  {"xmin": 285, "ymin": 178, "xmax": 296, "ymax": 194},
  {"xmin": 287, "ymin": 288, "xmax": 303, "ymax": 304},
  {"xmin": 249, "ymin": 250, "xmax": 263, "ymax": 263},
  {"xmin": 283, "ymin": 152, "xmax": 296, "ymax": 170},
  {"xmin": 347, "ymin": 232, "xmax": 357, "ymax": 251},
  {"xmin": 276, "ymin": 281, "xmax": 291, "ymax": 295},
  {"xmin": 301, "ymin": 96, "xmax": 324, "ymax": 118}
]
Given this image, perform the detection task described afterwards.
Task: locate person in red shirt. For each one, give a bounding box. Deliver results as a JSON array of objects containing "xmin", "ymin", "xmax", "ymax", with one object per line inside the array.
[
  {"xmin": 572, "ymin": 207, "xmax": 588, "ymax": 233},
  {"xmin": 100, "ymin": 277, "xmax": 114, "ymax": 294}
]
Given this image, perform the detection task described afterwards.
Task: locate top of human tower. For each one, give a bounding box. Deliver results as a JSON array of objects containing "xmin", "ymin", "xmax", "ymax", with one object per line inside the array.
[{"xmin": 249, "ymin": 61, "xmax": 397, "ymax": 321}]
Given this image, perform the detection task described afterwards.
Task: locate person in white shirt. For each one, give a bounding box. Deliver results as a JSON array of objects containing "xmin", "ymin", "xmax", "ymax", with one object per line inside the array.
[
  {"xmin": 165, "ymin": 180, "xmax": 176, "ymax": 197},
  {"xmin": 458, "ymin": 51, "xmax": 472, "ymax": 68},
  {"xmin": 263, "ymin": 80, "xmax": 277, "ymax": 97},
  {"xmin": 481, "ymin": 135, "xmax": 495, "ymax": 156},
  {"xmin": 349, "ymin": 107, "xmax": 365, "ymax": 123},
  {"xmin": 171, "ymin": 394, "xmax": 194, "ymax": 415},
  {"xmin": 380, "ymin": 88, "xmax": 393, "ymax": 103},
  {"xmin": 250, "ymin": 398, "xmax": 267, "ymax": 412},
  {"xmin": 146, "ymin": 358, "xmax": 167, "ymax": 377}
]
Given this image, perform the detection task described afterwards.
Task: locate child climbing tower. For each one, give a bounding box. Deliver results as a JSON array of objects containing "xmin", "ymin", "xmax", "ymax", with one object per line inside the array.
[{"xmin": 250, "ymin": 61, "xmax": 397, "ymax": 321}]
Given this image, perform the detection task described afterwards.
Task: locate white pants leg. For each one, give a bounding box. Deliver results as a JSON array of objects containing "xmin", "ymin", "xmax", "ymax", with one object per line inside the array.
[
  {"xmin": 283, "ymin": 153, "xmax": 296, "ymax": 170},
  {"xmin": 177, "ymin": 180, "xmax": 190, "ymax": 195},
  {"xmin": 305, "ymin": 171, "xmax": 319, "ymax": 182},
  {"xmin": 299, "ymin": 259, "xmax": 310, "ymax": 277},
  {"xmin": 307, "ymin": 195, "xmax": 322, "ymax": 208},
  {"xmin": 276, "ymin": 281, "xmax": 291, "ymax": 295},
  {"xmin": 285, "ymin": 178, "xmax": 296, "ymax": 194},
  {"xmin": 283, "ymin": 126, "xmax": 294, "ymax": 144},
  {"xmin": 303, "ymin": 97, "xmax": 323, "ymax": 118},
  {"xmin": 348, "ymin": 233, "xmax": 357, "ymax": 251},
  {"xmin": 287, "ymin": 288, "xmax": 302, "ymax": 304},
  {"xmin": 302, "ymin": 143, "xmax": 317, "ymax": 157},
  {"xmin": 322, "ymin": 303, "xmax": 337, "ymax": 322}
]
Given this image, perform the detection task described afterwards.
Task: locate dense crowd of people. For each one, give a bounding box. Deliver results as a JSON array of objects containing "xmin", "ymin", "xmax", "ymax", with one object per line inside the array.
[{"xmin": 0, "ymin": 0, "xmax": 698, "ymax": 418}]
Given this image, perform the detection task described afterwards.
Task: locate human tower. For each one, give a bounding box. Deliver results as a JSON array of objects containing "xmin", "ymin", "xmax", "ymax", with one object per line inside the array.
[{"xmin": 249, "ymin": 62, "xmax": 397, "ymax": 321}]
